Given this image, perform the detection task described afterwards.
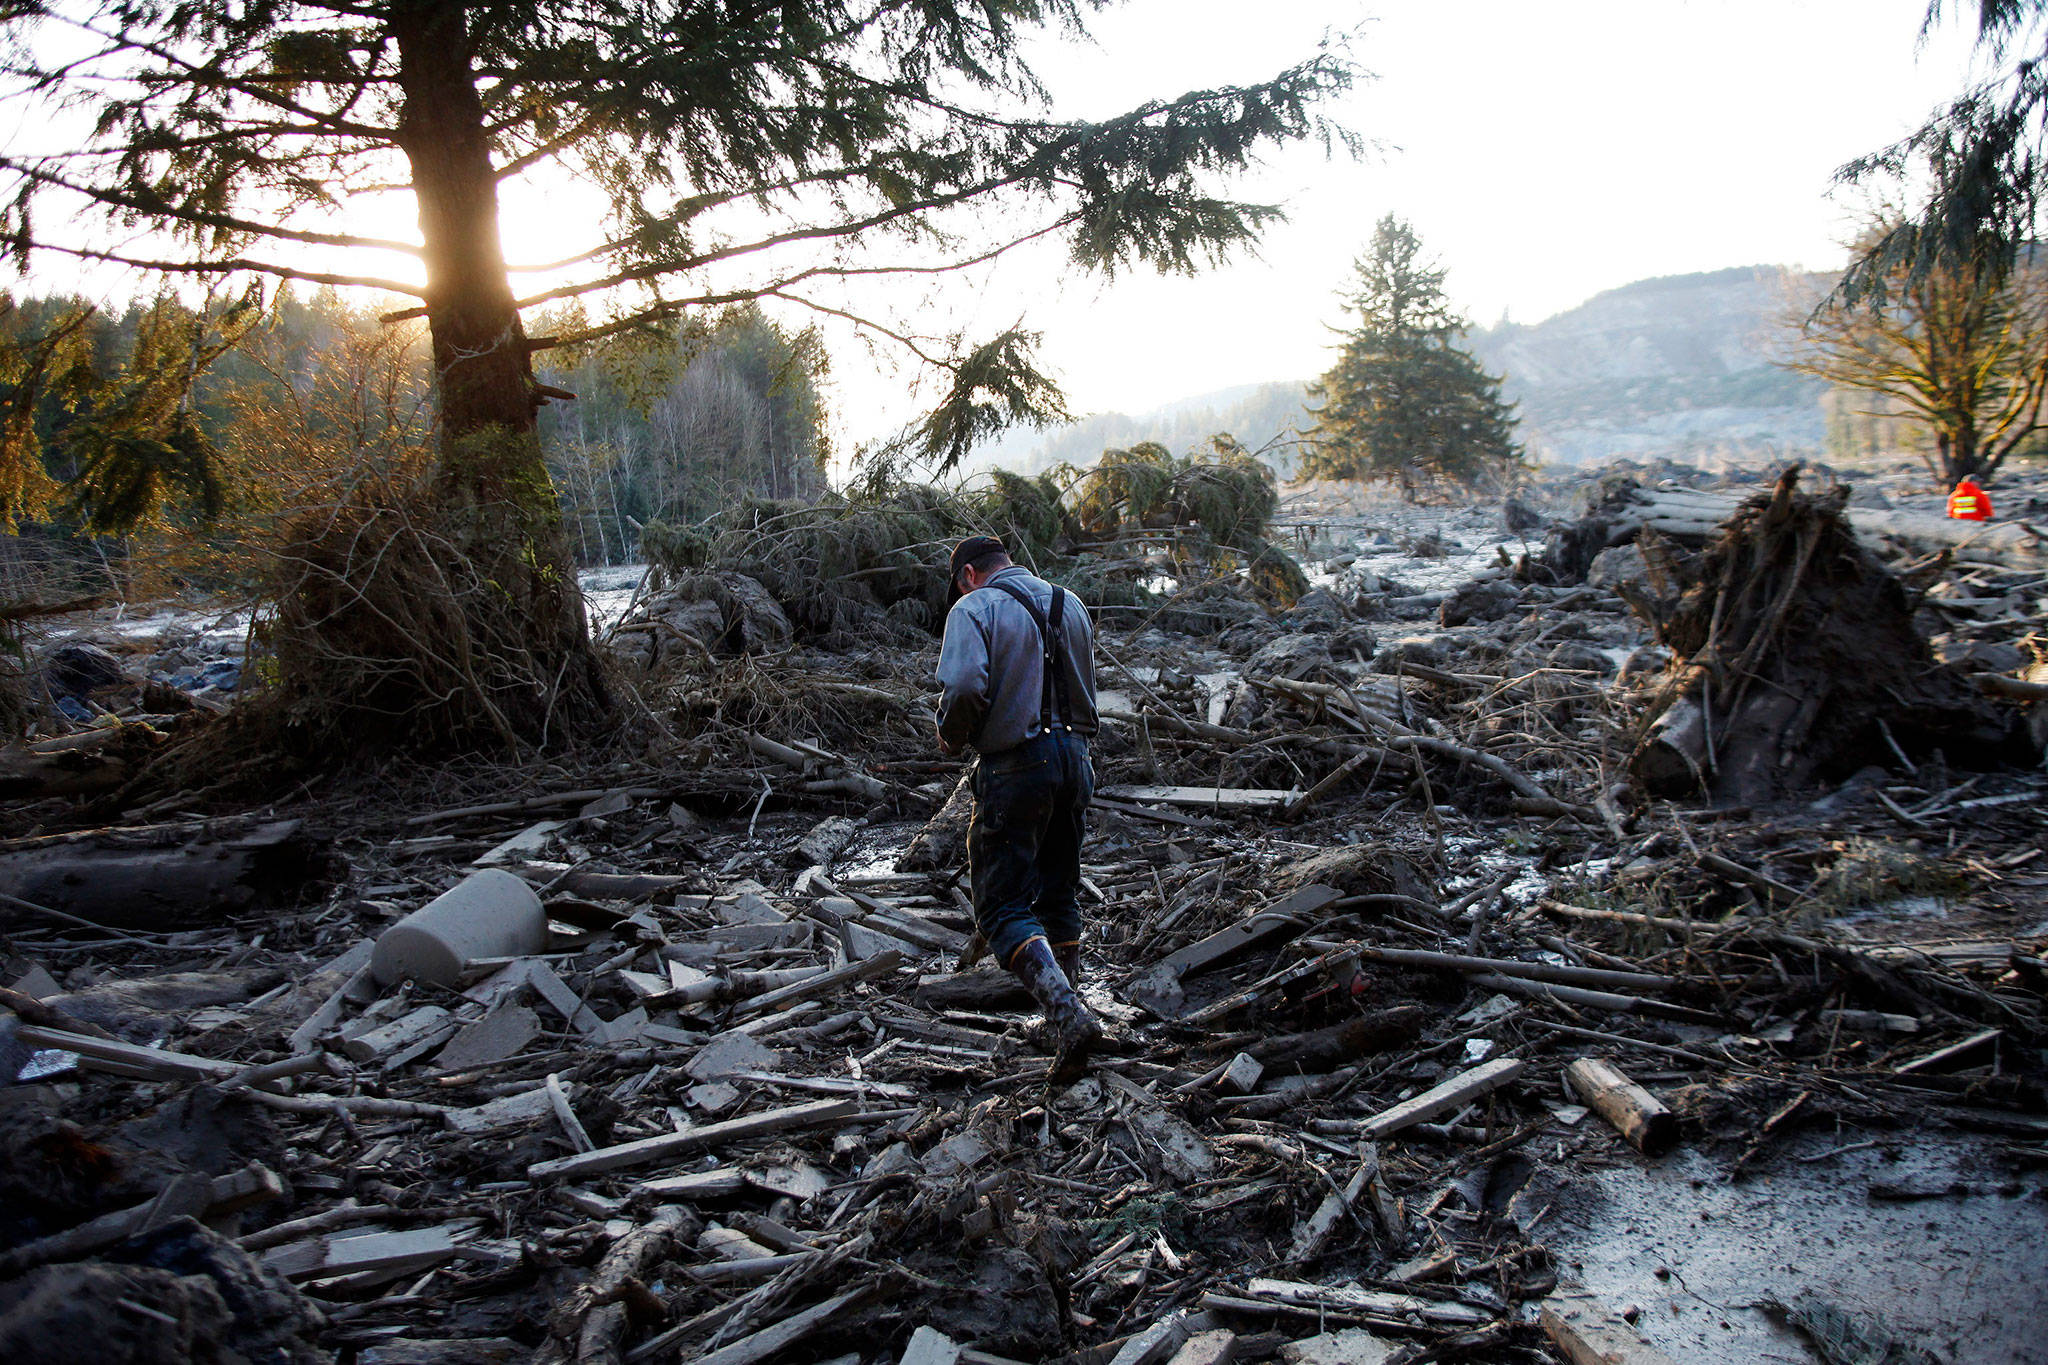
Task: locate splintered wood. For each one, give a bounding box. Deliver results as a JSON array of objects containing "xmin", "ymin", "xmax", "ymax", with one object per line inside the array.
[{"xmin": 3, "ymin": 468, "xmax": 2042, "ymax": 1365}]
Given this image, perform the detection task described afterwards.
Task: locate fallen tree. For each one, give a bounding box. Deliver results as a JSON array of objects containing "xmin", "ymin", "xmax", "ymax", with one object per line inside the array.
[{"xmin": 1545, "ymin": 473, "xmax": 2045, "ymax": 582}]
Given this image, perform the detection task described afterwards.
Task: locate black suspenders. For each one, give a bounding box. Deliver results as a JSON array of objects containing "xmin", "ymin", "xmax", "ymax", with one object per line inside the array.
[{"xmin": 984, "ymin": 578, "xmax": 1075, "ymax": 735}]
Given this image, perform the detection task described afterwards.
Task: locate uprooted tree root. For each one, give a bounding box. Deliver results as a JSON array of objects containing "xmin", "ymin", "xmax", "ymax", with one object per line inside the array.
[
  {"xmin": 106, "ymin": 485, "xmax": 628, "ymax": 804},
  {"xmin": 264, "ymin": 484, "xmax": 613, "ymax": 751},
  {"xmin": 1626, "ymin": 466, "xmax": 2014, "ymax": 805}
]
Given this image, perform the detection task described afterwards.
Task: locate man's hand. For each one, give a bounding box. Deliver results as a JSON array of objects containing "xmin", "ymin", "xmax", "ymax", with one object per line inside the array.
[{"xmin": 935, "ymin": 720, "xmax": 957, "ymax": 757}]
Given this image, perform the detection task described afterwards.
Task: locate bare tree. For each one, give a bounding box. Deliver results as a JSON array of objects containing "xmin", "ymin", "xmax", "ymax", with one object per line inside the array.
[{"xmin": 1793, "ymin": 222, "xmax": 2048, "ymax": 485}]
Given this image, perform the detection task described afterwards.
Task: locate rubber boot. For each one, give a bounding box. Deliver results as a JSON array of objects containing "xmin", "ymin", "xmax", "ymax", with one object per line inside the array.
[
  {"xmin": 1010, "ymin": 936, "xmax": 1102, "ymax": 1055},
  {"xmin": 1052, "ymin": 940, "xmax": 1082, "ymax": 988}
]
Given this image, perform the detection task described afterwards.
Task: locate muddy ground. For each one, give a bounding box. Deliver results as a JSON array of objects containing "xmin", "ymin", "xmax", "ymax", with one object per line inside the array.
[{"xmin": 1, "ymin": 456, "xmax": 2044, "ymax": 1365}]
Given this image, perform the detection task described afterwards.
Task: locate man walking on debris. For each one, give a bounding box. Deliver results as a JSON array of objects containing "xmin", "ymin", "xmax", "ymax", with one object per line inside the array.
[{"xmin": 935, "ymin": 535, "xmax": 1103, "ymax": 1055}]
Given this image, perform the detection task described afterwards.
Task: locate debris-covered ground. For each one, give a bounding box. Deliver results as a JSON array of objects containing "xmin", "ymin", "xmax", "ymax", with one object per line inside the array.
[{"xmin": 1, "ymin": 457, "xmax": 2044, "ymax": 1365}]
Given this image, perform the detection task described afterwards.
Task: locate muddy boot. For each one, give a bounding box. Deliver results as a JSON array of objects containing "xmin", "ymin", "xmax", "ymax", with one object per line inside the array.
[
  {"xmin": 1010, "ymin": 936, "xmax": 1101, "ymax": 1056},
  {"xmin": 1053, "ymin": 940, "xmax": 1082, "ymax": 988}
]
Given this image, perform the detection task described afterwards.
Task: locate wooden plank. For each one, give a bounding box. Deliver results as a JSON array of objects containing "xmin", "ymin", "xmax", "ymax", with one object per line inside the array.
[
  {"xmin": 900, "ymin": 1326, "xmax": 962, "ymax": 1365},
  {"xmin": 528, "ymin": 1098, "xmax": 859, "ymax": 1180},
  {"xmin": 1288, "ymin": 1150, "xmax": 1371, "ymax": 1261},
  {"xmin": 1358, "ymin": 1057, "xmax": 1525, "ymax": 1138},
  {"xmin": 1897, "ymin": 1027, "xmax": 2002, "ymax": 1074},
  {"xmin": 691, "ymin": 1287, "xmax": 871, "ymax": 1365},
  {"xmin": 1108, "ymin": 1311, "xmax": 1202, "ymax": 1365},
  {"xmin": 339, "ymin": 1005, "xmax": 455, "ymax": 1064},
  {"xmin": 1219, "ymin": 1054, "xmax": 1263, "ymax": 1095},
  {"xmin": 525, "ymin": 960, "xmax": 605, "ymax": 1036},
  {"xmin": 729, "ymin": 949, "xmax": 905, "ymax": 1019},
  {"xmin": 1164, "ymin": 1331, "xmax": 1237, "ymax": 1365},
  {"xmin": 472, "ymin": 819, "xmax": 565, "ymax": 868},
  {"xmin": 13, "ymin": 1024, "xmax": 241, "ymax": 1082},
  {"xmin": 446, "ymin": 1088, "xmax": 554, "ymax": 1134},
  {"xmin": 1157, "ymin": 885, "xmax": 1340, "ymax": 979},
  {"xmin": 1539, "ymin": 1285, "xmax": 1679, "ymax": 1365},
  {"xmin": 435, "ymin": 1003, "xmax": 540, "ymax": 1069},
  {"xmin": 286, "ymin": 942, "xmax": 374, "ymax": 1051},
  {"xmin": 1100, "ymin": 785, "xmax": 1299, "ymax": 812},
  {"xmin": 1127, "ymin": 885, "xmax": 1340, "ymax": 1016},
  {"xmin": 633, "ymin": 1168, "xmax": 749, "ymax": 1200},
  {"xmin": 262, "ymin": 1224, "xmax": 465, "ymax": 1282}
]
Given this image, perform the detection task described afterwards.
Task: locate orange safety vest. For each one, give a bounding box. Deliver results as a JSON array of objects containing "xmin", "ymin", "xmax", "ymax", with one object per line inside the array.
[{"xmin": 1947, "ymin": 479, "xmax": 1993, "ymax": 520}]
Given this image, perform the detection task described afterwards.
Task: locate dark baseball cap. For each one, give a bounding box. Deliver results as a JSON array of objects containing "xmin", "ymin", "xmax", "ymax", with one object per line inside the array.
[{"xmin": 949, "ymin": 535, "xmax": 1008, "ymax": 583}]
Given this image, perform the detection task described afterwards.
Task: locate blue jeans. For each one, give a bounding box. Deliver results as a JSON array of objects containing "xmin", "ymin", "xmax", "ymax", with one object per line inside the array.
[{"xmin": 968, "ymin": 730, "xmax": 1093, "ymax": 968}]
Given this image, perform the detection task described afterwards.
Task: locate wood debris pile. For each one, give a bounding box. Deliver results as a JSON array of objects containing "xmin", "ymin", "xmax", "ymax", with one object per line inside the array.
[
  {"xmin": 1, "ymin": 751, "xmax": 2041, "ymax": 1364},
  {"xmin": 0, "ymin": 464, "xmax": 2044, "ymax": 1364}
]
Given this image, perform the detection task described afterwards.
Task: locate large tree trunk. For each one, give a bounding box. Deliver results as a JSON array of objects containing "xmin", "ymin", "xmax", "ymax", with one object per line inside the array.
[
  {"xmin": 0, "ymin": 819, "xmax": 334, "ymax": 931},
  {"xmin": 386, "ymin": 5, "xmax": 608, "ymax": 740}
]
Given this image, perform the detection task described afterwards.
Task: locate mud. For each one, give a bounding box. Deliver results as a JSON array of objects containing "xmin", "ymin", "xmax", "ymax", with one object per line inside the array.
[{"xmin": 1519, "ymin": 1132, "xmax": 2048, "ymax": 1363}]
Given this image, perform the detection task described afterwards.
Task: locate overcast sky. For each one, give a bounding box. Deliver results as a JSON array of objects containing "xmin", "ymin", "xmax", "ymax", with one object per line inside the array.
[{"xmin": 804, "ymin": 0, "xmax": 1989, "ymax": 452}]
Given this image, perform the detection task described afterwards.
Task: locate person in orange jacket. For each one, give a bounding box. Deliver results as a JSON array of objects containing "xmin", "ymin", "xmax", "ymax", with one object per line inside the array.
[{"xmin": 1948, "ymin": 477, "xmax": 1993, "ymax": 520}]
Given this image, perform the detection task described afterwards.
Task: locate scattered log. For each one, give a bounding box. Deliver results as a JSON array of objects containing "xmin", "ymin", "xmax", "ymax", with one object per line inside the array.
[
  {"xmin": 1347, "ymin": 1057, "xmax": 1526, "ymax": 1138},
  {"xmin": 549, "ymin": 1204, "xmax": 699, "ymax": 1365},
  {"xmin": 1467, "ymin": 973, "xmax": 1721, "ymax": 1024},
  {"xmin": 13, "ymin": 1023, "xmax": 245, "ymax": 1082},
  {"xmin": 0, "ymin": 818, "xmax": 333, "ymax": 930},
  {"xmin": 262, "ymin": 1223, "xmax": 467, "ymax": 1283},
  {"xmin": 790, "ymin": 815, "xmax": 860, "ymax": 869},
  {"xmin": 689, "ymin": 1286, "xmax": 873, "ymax": 1365},
  {"xmin": 1100, "ymin": 784, "xmax": 1301, "ymax": 813},
  {"xmin": 1563, "ymin": 1057, "xmax": 1678, "ymax": 1156},
  {"xmin": 728, "ymin": 949, "xmax": 905, "ymax": 1019},
  {"xmin": 339, "ymin": 1005, "xmax": 457, "ymax": 1065},
  {"xmin": 1243, "ymin": 1007, "xmax": 1428, "ymax": 1072},
  {"xmin": 1288, "ymin": 1147, "xmax": 1374, "ymax": 1261},
  {"xmin": 897, "ymin": 771, "xmax": 972, "ymax": 872},
  {"xmin": 527, "ymin": 1098, "xmax": 863, "ymax": 1180},
  {"xmin": 0, "ymin": 1162, "xmax": 285, "ymax": 1274},
  {"xmin": 1347, "ymin": 945, "xmax": 1674, "ymax": 995},
  {"xmin": 0, "ymin": 720, "xmax": 168, "ymax": 801}
]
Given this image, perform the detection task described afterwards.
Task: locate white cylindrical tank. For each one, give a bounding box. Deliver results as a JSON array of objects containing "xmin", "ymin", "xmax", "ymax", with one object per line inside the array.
[{"xmin": 371, "ymin": 868, "xmax": 548, "ymax": 988}]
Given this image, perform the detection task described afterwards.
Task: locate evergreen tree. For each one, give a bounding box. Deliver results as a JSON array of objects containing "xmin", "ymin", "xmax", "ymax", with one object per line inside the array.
[
  {"xmin": 1304, "ymin": 216, "xmax": 1522, "ymax": 497},
  {"xmin": 1838, "ymin": 2, "xmax": 2048, "ymax": 301},
  {"xmin": 0, "ymin": 2, "xmax": 1355, "ymax": 743}
]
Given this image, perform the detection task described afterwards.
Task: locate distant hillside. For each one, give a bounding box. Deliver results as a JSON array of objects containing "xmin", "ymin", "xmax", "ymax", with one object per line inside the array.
[
  {"xmin": 967, "ymin": 265, "xmax": 1834, "ymax": 476},
  {"xmin": 1468, "ymin": 265, "xmax": 1831, "ymax": 467}
]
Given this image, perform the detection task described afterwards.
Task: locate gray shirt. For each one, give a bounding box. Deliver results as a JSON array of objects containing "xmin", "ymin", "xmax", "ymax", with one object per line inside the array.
[{"xmin": 935, "ymin": 566, "xmax": 1098, "ymax": 754}]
